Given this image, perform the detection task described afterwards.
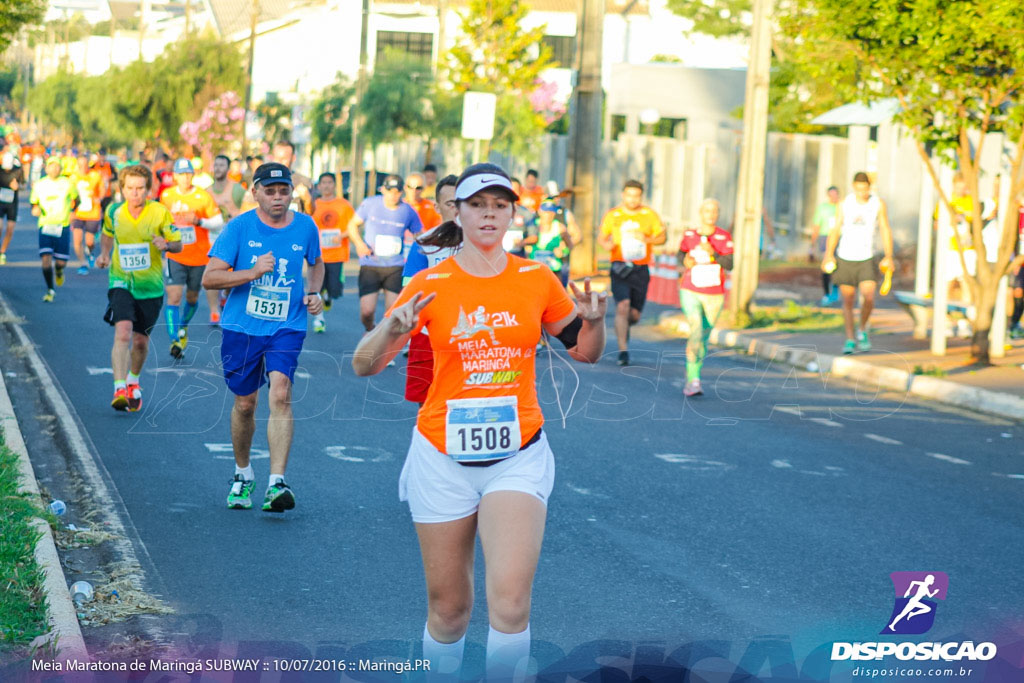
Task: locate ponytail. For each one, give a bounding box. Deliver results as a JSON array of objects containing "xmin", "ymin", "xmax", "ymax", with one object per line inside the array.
[{"xmin": 417, "ymin": 220, "xmax": 463, "ymax": 249}]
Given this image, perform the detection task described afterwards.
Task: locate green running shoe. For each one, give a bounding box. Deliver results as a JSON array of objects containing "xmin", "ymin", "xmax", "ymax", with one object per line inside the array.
[
  {"xmin": 857, "ymin": 330, "xmax": 871, "ymax": 351},
  {"xmin": 842, "ymin": 339, "xmax": 856, "ymax": 355},
  {"xmin": 262, "ymin": 481, "xmax": 295, "ymax": 513},
  {"xmin": 227, "ymin": 475, "xmax": 255, "ymax": 510}
]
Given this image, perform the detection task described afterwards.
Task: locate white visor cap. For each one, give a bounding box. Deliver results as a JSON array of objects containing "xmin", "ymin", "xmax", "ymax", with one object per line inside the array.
[{"xmin": 454, "ymin": 173, "xmax": 519, "ymax": 202}]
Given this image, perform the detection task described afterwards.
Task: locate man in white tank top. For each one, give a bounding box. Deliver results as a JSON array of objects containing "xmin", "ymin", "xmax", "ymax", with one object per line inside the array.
[{"xmin": 822, "ymin": 172, "xmax": 894, "ymax": 355}]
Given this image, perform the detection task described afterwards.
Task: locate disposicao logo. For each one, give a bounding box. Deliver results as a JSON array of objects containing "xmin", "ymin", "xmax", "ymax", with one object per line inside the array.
[
  {"xmin": 831, "ymin": 572, "xmax": 997, "ymax": 663},
  {"xmin": 882, "ymin": 571, "xmax": 947, "ymax": 635}
]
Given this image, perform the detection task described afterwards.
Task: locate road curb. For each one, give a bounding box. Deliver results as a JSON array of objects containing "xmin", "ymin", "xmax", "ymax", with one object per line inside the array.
[
  {"xmin": 0, "ymin": 363, "xmax": 88, "ymax": 661},
  {"xmin": 659, "ymin": 312, "xmax": 1024, "ymax": 423}
]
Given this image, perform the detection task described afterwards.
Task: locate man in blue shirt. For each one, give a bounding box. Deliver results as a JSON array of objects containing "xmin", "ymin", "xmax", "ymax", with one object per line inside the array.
[
  {"xmin": 347, "ymin": 174, "xmax": 422, "ymax": 331},
  {"xmin": 202, "ymin": 163, "xmax": 324, "ymax": 513}
]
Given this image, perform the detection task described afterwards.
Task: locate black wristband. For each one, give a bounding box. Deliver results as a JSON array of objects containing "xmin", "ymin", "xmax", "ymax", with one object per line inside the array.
[{"xmin": 306, "ymin": 291, "xmax": 321, "ymax": 296}]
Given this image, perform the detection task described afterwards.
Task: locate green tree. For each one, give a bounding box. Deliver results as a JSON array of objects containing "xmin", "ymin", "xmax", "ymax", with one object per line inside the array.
[
  {"xmin": 0, "ymin": 0, "xmax": 44, "ymax": 54},
  {"xmin": 26, "ymin": 69, "xmax": 80, "ymax": 134},
  {"xmin": 358, "ymin": 50, "xmax": 432, "ymax": 147},
  {"xmin": 310, "ymin": 74, "xmax": 355, "ymax": 151},
  {"xmin": 256, "ymin": 99, "xmax": 294, "ymax": 147},
  {"xmin": 666, "ymin": 0, "xmax": 849, "ymax": 133},
  {"xmin": 783, "ymin": 0, "xmax": 1024, "ymax": 363},
  {"xmin": 26, "ymin": 35, "xmax": 245, "ymax": 147},
  {"xmin": 444, "ymin": 0, "xmax": 554, "ymax": 157}
]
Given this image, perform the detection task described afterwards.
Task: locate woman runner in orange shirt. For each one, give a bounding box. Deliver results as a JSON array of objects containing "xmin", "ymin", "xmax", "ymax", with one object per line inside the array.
[{"xmin": 353, "ymin": 163, "xmax": 607, "ymax": 682}]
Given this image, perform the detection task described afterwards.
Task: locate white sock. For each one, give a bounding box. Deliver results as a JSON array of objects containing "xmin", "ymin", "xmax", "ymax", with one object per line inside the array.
[
  {"xmin": 268, "ymin": 473, "xmax": 285, "ymax": 488},
  {"xmin": 314, "ymin": 312, "xmax": 324, "ymax": 324},
  {"xmin": 235, "ymin": 465, "xmax": 254, "ymax": 481},
  {"xmin": 486, "ymin": 624, "xmax": 530, "ymax": 683},
  {"xmin": 126, "ymin": 371, "xmax": 140, "ymax": 384},
  {"xmin": 423, "ymin": 623, "xmax": 465, "ymax": 680}
]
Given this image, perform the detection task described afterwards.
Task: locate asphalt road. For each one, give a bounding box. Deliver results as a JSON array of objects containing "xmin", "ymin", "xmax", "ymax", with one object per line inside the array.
[{"xmin": 1, "ymin": 201, "xmax": 1021, "ymax": 681}]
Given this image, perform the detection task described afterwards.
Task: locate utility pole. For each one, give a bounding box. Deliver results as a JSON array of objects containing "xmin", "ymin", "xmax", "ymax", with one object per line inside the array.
[
  {"xmin": 349, "ymin": 0, "xmax": 370, "ymax": 205},
  {"xmin": 240, "ymin": 0, "xmax": 260, "ymax": 158},
  {"xmin": 139, "ymin": 0, "xmax": 150, "ymax": 60},
  {"xmin": 728, "ymin": 0, "xmax": 774, "ymax": 318},
  {"xmin": 566, "ymin": 0, "xmax": 604, "ymax": 276},
  {"xmin": 435, "ymin": 0, "xmax": 446, "ymax": 75}
]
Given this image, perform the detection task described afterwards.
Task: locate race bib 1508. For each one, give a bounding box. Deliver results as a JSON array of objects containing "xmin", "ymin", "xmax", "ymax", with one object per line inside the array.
[{"xmin": 445, "ymin": 396, "xmax": 521, "ymax": 462}]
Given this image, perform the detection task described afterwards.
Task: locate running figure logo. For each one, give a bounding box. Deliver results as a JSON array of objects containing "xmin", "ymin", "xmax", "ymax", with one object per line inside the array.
[
  {"xmin": 450, "ymin": 306, "xmax": 499, "ymax": 345},
  {"xmin": 881, "ymin": 571, "xmax": 948, "ymax": 635}
]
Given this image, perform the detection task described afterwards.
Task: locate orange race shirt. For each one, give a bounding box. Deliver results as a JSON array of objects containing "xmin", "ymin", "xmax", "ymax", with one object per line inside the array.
[
  {"xmin": 599, "ymin": 205, "xmax": 665, "ymax": 266},
  {"xmin": 409, "ymin": 197, "xmax": 442, "ymax": 232},
  {"xmin": 388, "ymin": 255, "xmax": 576, "ymax": 456},
  {"xmin": 72, "ymin": 170, "xmax": 104, "ymax": 221},
  {"xmin": 519, "ymin": 186, "xmax": 545, "ymax": 214},
  {"xmin": 312, "ymin": 196, "xmax": 355, "ymax": 263},
  {"xmin": 161, "ymin": 185, "xmax": 220, "ymax": 266}
]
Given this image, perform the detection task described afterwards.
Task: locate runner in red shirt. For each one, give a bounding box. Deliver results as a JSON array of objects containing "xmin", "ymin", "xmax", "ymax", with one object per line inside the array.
[
  {"xmin": 677, "ymin": 198, "xmax": 734, "ymax": 397},
  {"xmin": 353, "ymin": 163, "xmax": 607, "ymax": 682}
]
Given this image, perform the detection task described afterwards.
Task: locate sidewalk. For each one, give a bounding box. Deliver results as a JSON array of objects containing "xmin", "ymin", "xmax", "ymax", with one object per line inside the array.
[{"xmin": 656, "ymin": 306, "xmax": 1024, "ymax": 422}]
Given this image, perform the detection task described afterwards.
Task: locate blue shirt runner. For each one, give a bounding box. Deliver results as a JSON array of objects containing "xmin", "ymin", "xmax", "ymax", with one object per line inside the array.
[
  {"xmin": 209, "ymin": 211, "xmax": 321, "ymax": 337},
  {"xmin": 356, "ymin": 195, "xmax": 422, "ymax": 268}
]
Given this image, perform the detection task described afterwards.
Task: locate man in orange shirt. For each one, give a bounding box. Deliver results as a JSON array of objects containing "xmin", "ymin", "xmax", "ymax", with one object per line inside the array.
[
  {"xmin": 310, "ymin": 172, "xmax": 354, "ymax": 333},
  {"xmin": 599, "ymin": 179, "xmax": 666, "ymax": 366},
  {"xmin": 404, "ymin": 172, "xmax": 441, "ymax": 232},
  {"xmin": 70, "ymin": 155, "xmax": 107, "ymax": 274},
  {"xmin": 161, "ymin": 158, "xmax": 224, "ymax": 356},
  {"xmin": 519, "ymin": 169, "xmax": 546, "ymax": 213}
]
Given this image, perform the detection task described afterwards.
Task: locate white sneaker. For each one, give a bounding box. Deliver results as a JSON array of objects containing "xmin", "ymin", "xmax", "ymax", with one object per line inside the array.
[{"xmin": 683, "ymin": 379, "xmax": 703, "ymax": 397}]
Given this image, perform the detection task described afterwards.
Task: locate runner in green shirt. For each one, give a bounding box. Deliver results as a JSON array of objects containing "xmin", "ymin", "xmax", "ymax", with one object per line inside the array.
[
  {"xmin": 30, "ymin": 157, "xmax": 79, "ymax": 302},
  {"xmin": 810, "ymin": 186, "xmax": 840, "ymax": 305},
  {"xmin": 96, "ymin": 164, "xmax": 181, "ymax": 412}
]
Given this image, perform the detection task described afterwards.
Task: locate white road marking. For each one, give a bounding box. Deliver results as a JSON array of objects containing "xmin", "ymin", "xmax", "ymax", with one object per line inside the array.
[
  {"xmin": 993, "ymin": 473, "xmax": 1024, "ymax": 480},
  {"xmin": 809, "ymin": 417, "xmax": 843, "ymax": 428},
  {"xmin": 926, "ymin": 452, "xmax": 971, "ymax": 465},
  {"xmin": 323, "ymin": 445, "xmax": 391, "ymax": 463},
  {"xmin": 86, "ymin": 366, "xmax": 113, "ymax": 375},
  {"xmin": 773, "ymin": 406, "xmax": 802, "ymax": 416},
  {"xmin": 295, "ymin": 371, "xmax": 312, "ymax": 379},
  {"xmin": 204, "ymin": 442, "xmax": 269, "ymax": 460},
  {"xmin": 655, "ymin": 453, "xmax": 734, "ymax": 471},
  {"xmin": 865, "ymin": 433, "xmax": 903, "ymax": 445},
  {"xmin": 771, "ymin": 459, "xmax": 792, "ymax": 469}
]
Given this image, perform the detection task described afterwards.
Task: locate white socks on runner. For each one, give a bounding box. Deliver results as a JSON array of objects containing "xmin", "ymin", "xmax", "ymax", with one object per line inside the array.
[
  {"xmin": 235, "ymin": 465, "xmax": 254, "ymax": 481},
  {"xmin": 486, "ymin": 624, "xmax": 530, "ymax": 682},
  {"xmin": 269, "ymin": 473, "xmax": 285, "ymax": 487},
  {"xmin": 422, "ymin": 624, "xmax": 465, "ymax": 680},
  {"xmin": 126, "ymin": 371, "xmax": 140, "ymax": 385}
]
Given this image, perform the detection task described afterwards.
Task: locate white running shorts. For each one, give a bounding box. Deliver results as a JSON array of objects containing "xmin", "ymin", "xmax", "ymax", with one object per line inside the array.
[{"xmin": 399, "ymin": 427, "xmax": 555, "ymax": 524}]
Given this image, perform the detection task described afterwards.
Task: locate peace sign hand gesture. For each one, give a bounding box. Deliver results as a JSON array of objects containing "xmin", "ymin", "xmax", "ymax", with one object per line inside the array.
[
  {"xmin": 569, "ymin": 277, "xmax": 608, "ymax": 322},
  {"xmin": 387, "ymin": 291, "xmax": 436, "ymax": 336}
]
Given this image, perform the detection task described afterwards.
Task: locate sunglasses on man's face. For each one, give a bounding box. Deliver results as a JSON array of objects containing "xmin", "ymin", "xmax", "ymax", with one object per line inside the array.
[
  {"xmin": 407, "ymin": 185, "xmax": 424, "ymax": 191},
  {"xmin": 259, "ymin": 185, "xmax": 292, "ymax": 197}
]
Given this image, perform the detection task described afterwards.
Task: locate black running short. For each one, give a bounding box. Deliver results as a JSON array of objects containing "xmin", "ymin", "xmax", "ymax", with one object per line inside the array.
[
  {"xmin": 104, "ymin": 288, "xmax": 163, "ymax": 336},
  {"xmin": 833, "ymin": 257, "xmax": 877, "ymax": 288},
  {"xmin": 0, "ymin": 201, "xmax": 16, "ymax": 222},
  {"xmin": 358, "ymin": 265, "xmax": 403, "ymax": 296},
  {"xmin": 609, "ymin": 263, "xmax": 651, "ymax": 312},
  {"xmin": 323, "ymin": 261, "xmax": 345, "ymax": 299}
]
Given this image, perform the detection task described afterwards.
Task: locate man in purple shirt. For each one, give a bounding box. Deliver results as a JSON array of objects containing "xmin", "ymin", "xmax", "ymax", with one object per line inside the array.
[{"xmin": 347, "ymin": 174, "xmax": 422, "ymax": 331}]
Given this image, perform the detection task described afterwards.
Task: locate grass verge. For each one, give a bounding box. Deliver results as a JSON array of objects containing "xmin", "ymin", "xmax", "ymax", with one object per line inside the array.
[
  {"xmin": 0, "ymin": 431, "xmax": 49, "ymax": 651},
  {"xmin": 743, "ymin": 300, "xmax": 845, "ymax": 333}
]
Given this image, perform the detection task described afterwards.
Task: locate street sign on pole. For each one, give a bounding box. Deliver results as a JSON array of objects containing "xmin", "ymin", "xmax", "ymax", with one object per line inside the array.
[{"xmin": 461, "ymin": 92, "xmax": 496, "ymax": 141}]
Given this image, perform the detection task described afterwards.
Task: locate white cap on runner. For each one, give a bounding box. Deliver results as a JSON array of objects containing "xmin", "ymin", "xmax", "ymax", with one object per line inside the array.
[{"xmin": 455, "ymin": 173, "xmax": 519, "ymax": 202}]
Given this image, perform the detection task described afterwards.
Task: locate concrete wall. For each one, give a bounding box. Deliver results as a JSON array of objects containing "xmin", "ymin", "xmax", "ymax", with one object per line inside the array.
[{"xmin": 605, "ymin": 64, "xmax": 747, "ymax": 145}]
